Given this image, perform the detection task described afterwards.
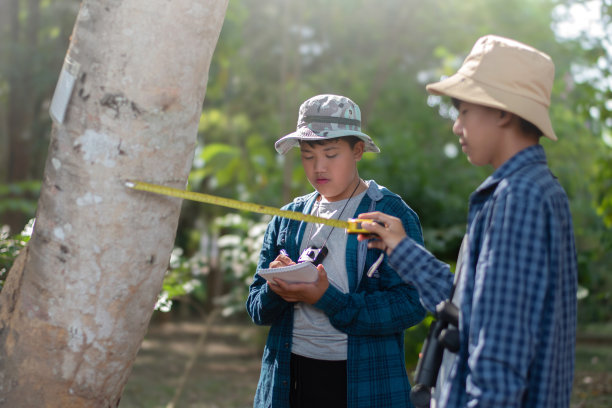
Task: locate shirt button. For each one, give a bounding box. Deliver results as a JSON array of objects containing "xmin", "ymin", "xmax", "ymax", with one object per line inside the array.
[
  {"xmin": 283, "ymin": 380, "xmax": 287, "ymax": 385},
  {"xmin": 284, "ymin": 343, "xmax": 289, "ymax": 348}
]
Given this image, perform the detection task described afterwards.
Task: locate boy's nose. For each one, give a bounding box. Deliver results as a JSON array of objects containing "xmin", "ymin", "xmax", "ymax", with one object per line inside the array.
[
  {"xmin": 452, "ymin": 119, "xmax": 463, "ymax": 136},
  {"xmin": 313, "ymin": 158, "xmax": 326, "ymax": 172}
]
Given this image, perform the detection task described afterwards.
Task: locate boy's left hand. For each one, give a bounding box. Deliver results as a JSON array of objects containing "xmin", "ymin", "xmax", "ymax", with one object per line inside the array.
[{"xmin": 268, "ymin": 264, "xmax": 329, "ymax": 304}]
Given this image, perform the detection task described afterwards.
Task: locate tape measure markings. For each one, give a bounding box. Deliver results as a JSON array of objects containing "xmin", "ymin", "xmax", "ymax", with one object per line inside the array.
[{"xmin": 126, "ymin": 180, "xmax": 353, "ymax": 230}]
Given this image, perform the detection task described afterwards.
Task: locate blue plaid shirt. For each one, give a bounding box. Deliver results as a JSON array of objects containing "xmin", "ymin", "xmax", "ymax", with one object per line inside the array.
[
  {"xmin": 389, "ymin": 145, "xmax": 577, "ymax": 407},
  {"xmin": 247, "ymin": 181, "xmax": 426, "ymax": 407}
]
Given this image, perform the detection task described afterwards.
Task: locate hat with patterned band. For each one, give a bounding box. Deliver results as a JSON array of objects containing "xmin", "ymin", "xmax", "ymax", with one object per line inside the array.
[{"xmin": 275, "ymin": 94, "xmax": 381, "ymax": 155}]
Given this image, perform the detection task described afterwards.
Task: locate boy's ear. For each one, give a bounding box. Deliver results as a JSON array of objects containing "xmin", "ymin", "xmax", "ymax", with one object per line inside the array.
[
  {"xmin": 498, "ymin": 110, "xmax": 513, "ymax": 127},
  {"xmin": 353, "ymin": 140, "xmax": 365, "ymax": 160}
]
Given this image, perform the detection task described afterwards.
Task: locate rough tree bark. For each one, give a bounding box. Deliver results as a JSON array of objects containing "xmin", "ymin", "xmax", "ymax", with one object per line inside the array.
[{"xmin": 0, "ymin": 0, "xmax": 228, "ymax": 406}]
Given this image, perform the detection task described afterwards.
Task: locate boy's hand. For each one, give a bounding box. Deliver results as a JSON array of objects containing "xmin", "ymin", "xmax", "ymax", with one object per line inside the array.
[
  {"xmin": 356, "ymin": 211, "xmax": 407, "ymax": 255},
  {"xmin": 267, "ymin": 264, "xmax": 329, "ymax": 304},
  {"xmin": 268, "ymin": 251, "xmax": 295, "ymax": 269}
]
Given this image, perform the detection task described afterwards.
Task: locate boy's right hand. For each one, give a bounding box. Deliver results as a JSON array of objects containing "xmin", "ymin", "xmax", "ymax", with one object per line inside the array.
[
  {"xmin": 268, "ymin": 264, "xmax": 329, "ymax": 304},
  {"xmin": 356, "ymin": 211, "xmax": 407, "ymax": 255},
  {"xmin": 268, "ymin": 251, "xmax": 295, "ymax": 269}
]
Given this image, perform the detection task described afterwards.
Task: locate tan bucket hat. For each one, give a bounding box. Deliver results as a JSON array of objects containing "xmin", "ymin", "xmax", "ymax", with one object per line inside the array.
[
  {"xmin": 275, "ymin": 94, "xmax": 381, "ymax": 155},
  {"xmin": 426, "ymin": 35, "xmax": 557, "ymax": 141}
]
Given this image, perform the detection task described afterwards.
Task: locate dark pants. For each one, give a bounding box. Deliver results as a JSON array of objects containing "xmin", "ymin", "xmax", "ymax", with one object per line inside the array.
[{"xmin": 289, "ymin": 353, "xmax": 347, "ymax": 408}]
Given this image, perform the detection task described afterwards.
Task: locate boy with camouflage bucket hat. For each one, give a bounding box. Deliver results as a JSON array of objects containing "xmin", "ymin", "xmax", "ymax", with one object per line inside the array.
[
  {"xmin": 359, "ymin": 35, "xmax": 578, "ymax": 407},
  {"xmin": 274, "ymin": 94, "xmax": 381, "ymax": 155},
  {"xmin": 247, "ymin": 94, "xmax": 426, "ymax": 407}
]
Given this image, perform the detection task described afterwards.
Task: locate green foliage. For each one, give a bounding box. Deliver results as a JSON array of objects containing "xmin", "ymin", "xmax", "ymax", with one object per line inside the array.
[
  {"xmin": 0, "ymin": 0, "xmax": 79, "ymax": 175},
  {"xmin": 156, "ymin": 212, "xmax": 268, "ymax": 316},
  {"xmin": 594, "ymin": 154, "xmax": 612, "ymax": 227},
  {"xmin": 3, "ymin": 0, "xmax": 611, "ymax": 328},
  {"xmin": 405, "ymin": 315, "xmax": 434, "ymax": 369},
  {"xmin": 0, "ymin": 180, "xmax": 41, "ymax": 217},
  {"xmin": 0, "ymin": 219, "xmax": 34, "ymax": 291},
  {"xmin": 213, "ymin": 214, "xmax": 269, "ymax": 317},
  {"xmin": 159, "ymin": 0, "xmax": 612, "ymax": 326},
  {"xmin": 155, "ymin": 247, "xmax": 207, "ymax": 313}
]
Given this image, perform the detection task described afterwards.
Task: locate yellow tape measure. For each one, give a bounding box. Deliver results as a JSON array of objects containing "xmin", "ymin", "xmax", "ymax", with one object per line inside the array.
[{"xmin": 126, "ymin": 180, "xmax": 373, "ymax": 234}]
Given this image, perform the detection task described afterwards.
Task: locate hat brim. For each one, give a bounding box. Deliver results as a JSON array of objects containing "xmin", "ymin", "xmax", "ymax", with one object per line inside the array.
[
  {"xmin": 426, "ymin": 73, "xmax": 557, "ymax": 141},
  {"xmin": 275, "ymin": 127, "xmax": 381, "ymax": 155}
]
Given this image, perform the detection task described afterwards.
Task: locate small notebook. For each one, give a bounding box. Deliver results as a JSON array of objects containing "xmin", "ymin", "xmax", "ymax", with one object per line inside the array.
[{"xmin": 257, "ymin": 262, "xmax": 318, "ymax": 283}]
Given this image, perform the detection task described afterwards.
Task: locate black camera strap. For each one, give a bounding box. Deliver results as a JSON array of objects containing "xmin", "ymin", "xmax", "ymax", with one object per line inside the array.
[{"xmin": 303, "ymin": 177, "xmax": 362, "ymax": 263}]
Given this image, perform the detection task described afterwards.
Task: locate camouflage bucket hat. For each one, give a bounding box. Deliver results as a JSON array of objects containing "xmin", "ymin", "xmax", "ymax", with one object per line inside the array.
[{"xmin": 274, "ymin": 94, "xmax": 381, "ymax": 155}]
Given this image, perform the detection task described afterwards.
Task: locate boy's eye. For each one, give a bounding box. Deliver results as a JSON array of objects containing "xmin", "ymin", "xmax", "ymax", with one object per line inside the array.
[
  {"xmin": 301, "ymin": 155, "xmax": 313, "ymax": 160},
  {"xmin": 326, "ymin": 154, "xmax": 338, "ymax": 159}
]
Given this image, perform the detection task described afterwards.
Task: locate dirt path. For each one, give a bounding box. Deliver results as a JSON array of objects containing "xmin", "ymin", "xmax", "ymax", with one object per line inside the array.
[
  {"xmin": 121, "ymin": 315, "xmax": 265, "ymax": 408},
  {"xmin": 121, "ymin": 315, "xmax": 612, "ymax": 408}
]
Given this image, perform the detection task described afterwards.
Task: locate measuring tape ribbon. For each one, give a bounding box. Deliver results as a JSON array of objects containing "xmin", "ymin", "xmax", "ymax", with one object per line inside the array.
[{"xmin": 126, "ymin": 180, "xmax": 377, "ymax": 234}]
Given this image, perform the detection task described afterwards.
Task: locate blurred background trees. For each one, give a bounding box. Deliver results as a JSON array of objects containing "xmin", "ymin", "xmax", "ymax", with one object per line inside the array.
[{"xmin": 1, "ymin": 0, "xmax": 611, "ymax": 346}]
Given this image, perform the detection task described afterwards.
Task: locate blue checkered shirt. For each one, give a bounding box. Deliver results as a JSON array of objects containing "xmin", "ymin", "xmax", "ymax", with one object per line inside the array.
[
  {"xmin": 389, "ymin": 145, "xmax": 578, "ymax": 407},
  {"xmin": 247, "ymin": 181, "xmax": 426, "ymax": 407}
]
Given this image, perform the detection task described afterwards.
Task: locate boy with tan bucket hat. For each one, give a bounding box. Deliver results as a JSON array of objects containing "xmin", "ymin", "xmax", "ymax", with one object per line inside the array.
[{"xmin": 359, "ymin": 35, "xmax": 578, "ymax": 407}]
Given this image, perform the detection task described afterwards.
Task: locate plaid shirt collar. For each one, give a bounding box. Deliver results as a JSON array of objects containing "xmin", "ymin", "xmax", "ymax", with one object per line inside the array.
[{"xmin": 475, "ymin": 144, "xmax": 548, "ymax": 195}]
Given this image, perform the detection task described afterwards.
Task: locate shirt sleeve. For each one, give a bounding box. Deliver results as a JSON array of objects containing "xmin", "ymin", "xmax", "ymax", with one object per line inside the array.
[
  {"xmin": 388, "ymin": 237, "xmax": 454, "ymax": 313},
  {"xmin": 464, "ymin": 190, "xmax": 550, "ymax": 406},
  {"xmin": 314, "ymin": 205, "xmax": 427, "ymax": 335},
  {"xmin": 245, "ymin": 216, "xmax": 292, "ymax": 325},
  {"xmin": 314, "ymin": 271, "xmax": 426, "ymax": 335}
]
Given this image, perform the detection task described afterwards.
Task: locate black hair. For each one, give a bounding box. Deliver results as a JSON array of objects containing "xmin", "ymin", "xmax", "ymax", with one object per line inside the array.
[
  {"xmin": 299, "ymin": 135, "xmax": 363, "ymax": 149},
  {"xmin": 451, "ymin": 98, "xmax": 542, "ymax": 137},
  {"xmin": 518, "ymin": 118, "xmax": 543, "ymax": 137}
]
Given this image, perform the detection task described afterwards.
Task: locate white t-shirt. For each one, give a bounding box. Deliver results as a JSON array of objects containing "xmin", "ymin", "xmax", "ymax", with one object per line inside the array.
[{"xmin": 291, "ymin": 191, "xmax": 366, "ymax": 361}]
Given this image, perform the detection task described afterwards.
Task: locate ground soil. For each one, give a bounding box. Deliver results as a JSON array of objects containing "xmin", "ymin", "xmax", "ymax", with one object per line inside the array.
[
  {"xmin": 120, "ymin": 314, "xmax": 265, "ymax": 408},
  {"xmin": 120, "ymin": 314, "xmax": 612, "ymax": 408}
]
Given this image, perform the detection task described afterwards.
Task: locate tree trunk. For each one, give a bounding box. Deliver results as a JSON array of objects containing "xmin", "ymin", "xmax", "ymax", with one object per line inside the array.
[{"xmin": 0, "ymin": 0, "xmax": 228, "ymax": 406}]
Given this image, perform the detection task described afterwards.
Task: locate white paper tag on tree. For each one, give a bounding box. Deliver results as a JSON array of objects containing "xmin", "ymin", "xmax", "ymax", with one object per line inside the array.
[{"xmin": 49, "ymin": 55, "xmax": 80, "ymax": 124}]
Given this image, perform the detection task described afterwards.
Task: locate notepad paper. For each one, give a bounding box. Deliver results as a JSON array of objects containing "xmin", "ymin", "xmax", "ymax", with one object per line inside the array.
[{"xmin": 257, "ymin": 262, "xmax": 318, "ymax": 283}]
